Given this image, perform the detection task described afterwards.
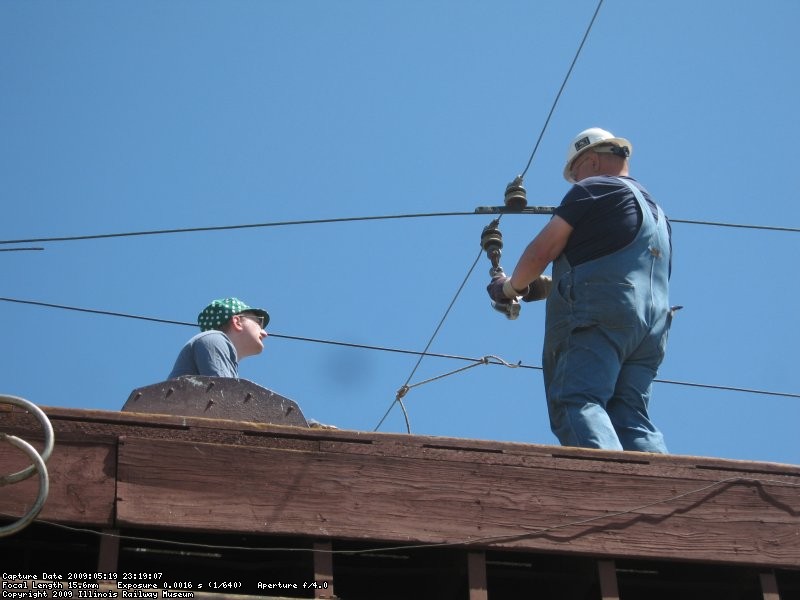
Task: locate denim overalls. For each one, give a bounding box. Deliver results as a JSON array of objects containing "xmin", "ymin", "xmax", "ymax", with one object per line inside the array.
[{"xmin": 543, "ymin": 177, "xmax": 670, "ymax": 452}]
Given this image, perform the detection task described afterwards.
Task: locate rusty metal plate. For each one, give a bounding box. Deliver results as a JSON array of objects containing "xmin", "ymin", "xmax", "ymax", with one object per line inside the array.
[{"xmin": 122, "ymin": 376, "xmax": 308, "ymax": 427}]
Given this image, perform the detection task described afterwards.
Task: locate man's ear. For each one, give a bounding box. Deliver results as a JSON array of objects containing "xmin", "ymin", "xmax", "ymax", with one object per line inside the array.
[
  {"xmin": 229, "ymin": 315, "xmax": 245, "ymax": 332},
  {"xmin": 221, "ymin": 315, "xmax": 244, "ymax": 335}
]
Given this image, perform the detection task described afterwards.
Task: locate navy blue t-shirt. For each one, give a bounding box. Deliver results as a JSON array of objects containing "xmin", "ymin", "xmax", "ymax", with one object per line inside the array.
[{"xmin": 554, "ymin": 175, "xmax": 671, "ymax": 269}]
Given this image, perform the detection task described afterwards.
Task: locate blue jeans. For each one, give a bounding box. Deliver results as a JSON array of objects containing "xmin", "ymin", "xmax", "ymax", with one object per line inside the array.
[{"xmin": 543, "ymin": 313, "xmax": 670, "ymax": 452}]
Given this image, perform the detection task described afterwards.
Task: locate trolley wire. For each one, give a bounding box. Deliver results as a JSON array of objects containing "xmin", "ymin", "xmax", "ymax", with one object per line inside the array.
[
  {"xmin": 2, "ymin": 296, "xmax": 798, "ymax": 401},
  {"xmin": 668, "ymin": 218, "xmax": 800, "ymax": 233},
  {"xmin": 0, "ymin": 213, "xmax": 473, "ymax": 246},
  {"xmin": 0, "ymin": 212, "xmax": 798, "ymax": 250},
  {"xmin": 519, "ymin": 0, "xmax": 605, "ymax": 179}
]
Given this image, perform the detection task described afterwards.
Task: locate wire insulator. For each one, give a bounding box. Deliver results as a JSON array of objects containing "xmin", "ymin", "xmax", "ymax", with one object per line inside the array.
[
  {"xmin": 480, "ymin": 220, "xmax": 503, "ymax": 252},
  {"xmin": 504, "ymin": 176, "xmax": 527, "ymax": 211}
]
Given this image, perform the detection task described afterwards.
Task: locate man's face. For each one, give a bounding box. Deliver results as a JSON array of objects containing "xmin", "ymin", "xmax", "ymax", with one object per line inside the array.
[{"xmin": 233, "ymin": 312, "xmax": 268, "ymax": 356}]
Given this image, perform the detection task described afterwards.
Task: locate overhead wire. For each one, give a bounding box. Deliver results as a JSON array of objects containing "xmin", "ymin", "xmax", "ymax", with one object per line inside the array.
[
  {"xmin": 373, "ymin": 0, "xmax": 608, "ymax": 432},
  {"xmin": 519, "ymin": 0, "xmax": 605, "ymax": 180},
  {"xmin": 3, "ymin": 297, "xmax": 798, "ymax": 401},
  {"xmin": 0, "ymin": 212, "xmax": 798, "ymax": 251},
  {"xmin": 668, "ymin": 218, "xmax": 800, "ymax": 233},
  {"xmin": 0, "ymin": 213, "xmax": 474, "ymax": 246}
]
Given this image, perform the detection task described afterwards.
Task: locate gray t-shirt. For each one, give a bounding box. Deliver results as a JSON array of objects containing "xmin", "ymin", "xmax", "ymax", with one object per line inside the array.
[{"xmin": 168, "ymin": 330, "xmax": 239, "ymax": 379}]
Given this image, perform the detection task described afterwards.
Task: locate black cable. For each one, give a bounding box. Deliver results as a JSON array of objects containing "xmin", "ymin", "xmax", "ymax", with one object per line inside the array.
[
  {"xmin": 0, "ymin": 213, "xmax": 474, "ymax": 246},
  {"xmin": 0, "ymin": 297, "xmax": 196, "ymax": 327},
  {"xmin": 2, "ymin": 296, "xmax": 799, "ymax": 400},
  {"xmin": 276, "ymin": 331, "xmax": 519, "ymax": 367},
  {"xmin": 0, "ymin": 296, "xmax": 524, "ymax": 365},
  {"xmin": 668, "ymin": 218, "xmax": 800, "ymax": 233},
  {"xmin": 519, "ymin": 0, "xmax": 605, "ymax": 179},
  {"xmin": 0, "ymin": 212, "xmax": 797, "ymax": 249}
]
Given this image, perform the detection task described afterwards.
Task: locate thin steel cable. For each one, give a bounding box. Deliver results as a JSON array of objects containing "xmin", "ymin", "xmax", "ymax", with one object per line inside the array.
[
  {"xmin": 0, "ymin": 212, "xmax": 798, "ymax": 249},
  {"xmin": 398, "ymin": 355, "xmax": 521, "ymax": 399},
  {"xmin": 0, "ymin": 297, "xmax": 196, "ymax": 327},
  {"xmin": 651, "ymin": 377, "xmax": 800, "ymax": 399},
  {"xmin": 519, "ymin": 0, "xmax": 605, "ymax": 179},
  {"xmin": 373, "ymin": 248, "xmax": 484, "ymax": 432},
  {"xmin": 390, "ymin": 355, "xmax": 522, "ymax": 434},
  {"xmin": 2, "ymin": 296, "xmax": 799, "ymax": 400},
  {"xmin": 0, "ymin": 213, "xmax": 475, "ymax": 246},
  {"xmin": 668, "ymin": 218, "xmax": 800, "ymax": 233}
]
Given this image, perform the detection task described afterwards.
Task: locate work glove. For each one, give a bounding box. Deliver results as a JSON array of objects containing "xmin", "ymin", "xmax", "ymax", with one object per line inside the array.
[
  {"xmin": 521, "ymin": 275, "xmax": 552, "ymax": 302},
  {"xmin": 487, "ymin": 276, "xmax": 528, "ymax": 303}
]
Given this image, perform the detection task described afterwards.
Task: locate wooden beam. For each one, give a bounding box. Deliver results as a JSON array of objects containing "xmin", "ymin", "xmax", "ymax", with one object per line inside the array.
[
  {"xmin": 116, "ymin": 436, "xmax": 800, "ymax": 568},
  {"xmin": 7, "ymin": 406, "xmax": 800, "ymax": 570},
  {"xmin": 760, "ymin": 571, "xmax": 781, "ymax": 600},
  {"xmin": 467, "ymin": 552, "xmax": 487, "ymax": 600},
  {"xmin": 0, "ymin": 440, "xmax": 116, "ymax": 527},
  {"xmin": 97, "ymin": 530, "xmax": 120, "ymax": 572},
  {"xmin": 313, "ymin": 542, "xmax": 334, "ymax": 599},
  {"xmin": 597, "ymin": 560, "xmax": 619, "ymax": 600}
]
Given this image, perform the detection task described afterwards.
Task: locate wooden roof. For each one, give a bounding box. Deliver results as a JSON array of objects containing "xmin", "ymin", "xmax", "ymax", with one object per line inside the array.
[{"xmin": 2, "ymin": 403, "xmax": 799, "ymax": 598}]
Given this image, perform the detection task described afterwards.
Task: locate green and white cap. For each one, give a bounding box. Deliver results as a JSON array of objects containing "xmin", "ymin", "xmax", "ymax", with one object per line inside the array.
[{"xmin": 197, "ymin": 297, "xmax": 270, "ymax": 332}]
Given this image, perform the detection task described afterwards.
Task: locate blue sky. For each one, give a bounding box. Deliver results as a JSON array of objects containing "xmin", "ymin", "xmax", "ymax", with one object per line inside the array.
[{"xmin": 1, "ymin": 0, "xmax": 798, "ymax": 466}]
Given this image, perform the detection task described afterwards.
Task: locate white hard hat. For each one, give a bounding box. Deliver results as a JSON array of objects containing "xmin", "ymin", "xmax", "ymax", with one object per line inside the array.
[{"xmin": 563, "ymin": 127, "xmax": 632, "ymax": 183}]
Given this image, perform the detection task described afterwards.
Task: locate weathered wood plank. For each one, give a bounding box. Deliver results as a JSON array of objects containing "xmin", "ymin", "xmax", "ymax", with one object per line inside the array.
[
  {"xmin": 312, "ymin": 541, "xmax": 334, "ymax": 599},
  {"xmin": 98, "ymin": 529, "xmax": 120, "ymax": 572},
  {"xmin": 467, "ymin": 552, "xmax": 488, "ymax": 600},
  {"xmin": 0, "ymin": 439, "xmax": 116, "ymax": 527},
  {"xmin": 760, "ymin": 571, "xmax": 780, "ymax": 600},
  {"xmin": 24, "ymin": 406, "xmax": 800, "ymax": 475},
  {"xmin": 116, "ymin": 436, "xmax": 800, "ymax": 568},
  {"xmin": 3, "ymin": 406, "xmax": 322, "ymax": 452},
  {"xmin": 13, "ymin": 405, "xmax": 800, "ymax": 479},
  {"xmin": 597, "ymin": 560, "xmax": 620, "ymax": 600},
  {"xmin": 319, "ymin": 439, "xmax": 800, "ymax": 487}
]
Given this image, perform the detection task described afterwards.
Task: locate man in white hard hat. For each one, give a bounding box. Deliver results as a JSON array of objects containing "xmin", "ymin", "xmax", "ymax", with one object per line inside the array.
[{"xmin": 488, "ymin": 127, "xmax": 671, "ymax": 453}]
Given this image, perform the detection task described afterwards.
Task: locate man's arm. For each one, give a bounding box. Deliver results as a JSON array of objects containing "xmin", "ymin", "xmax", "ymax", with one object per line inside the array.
[{"xmin": 509, "ymin": 215, "xmax": 573, "ymax": 291}]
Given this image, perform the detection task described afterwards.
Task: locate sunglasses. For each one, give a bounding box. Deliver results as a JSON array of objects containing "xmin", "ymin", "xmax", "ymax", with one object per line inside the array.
[{"xmin": 237, "ymin": 313, "xmax": 266, "ymax": 329}]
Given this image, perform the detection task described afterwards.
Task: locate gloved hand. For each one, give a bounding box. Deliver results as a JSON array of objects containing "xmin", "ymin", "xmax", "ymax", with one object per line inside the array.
[
  {"xmin": 487, "ymin": 276, "xmax": 528, "ymax": 303},
  {"xmin": 522, "ymin": 275, "xmax": 552, "ymax": 302}
]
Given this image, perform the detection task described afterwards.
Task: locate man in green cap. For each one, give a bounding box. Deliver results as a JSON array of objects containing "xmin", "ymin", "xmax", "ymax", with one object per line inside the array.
[{"xmin": 168, "ymin": 297, "xmax": 270, "ymax": 379}]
